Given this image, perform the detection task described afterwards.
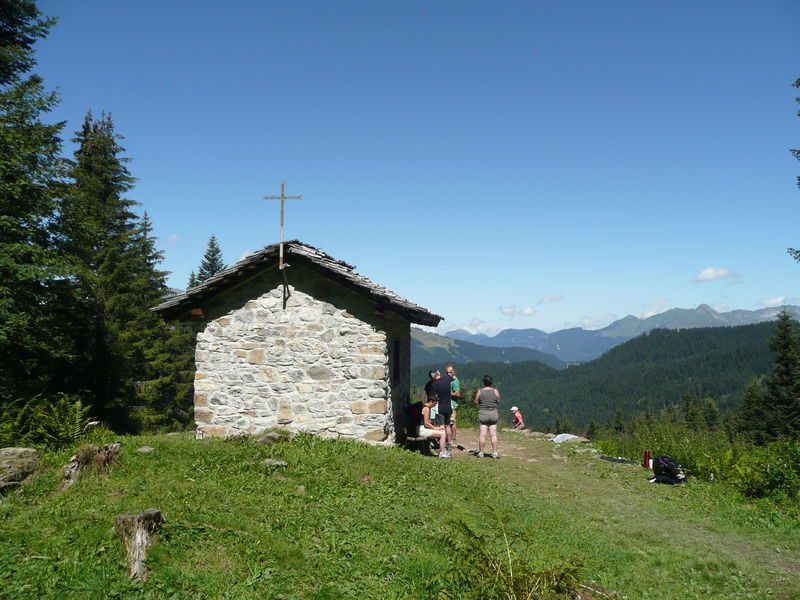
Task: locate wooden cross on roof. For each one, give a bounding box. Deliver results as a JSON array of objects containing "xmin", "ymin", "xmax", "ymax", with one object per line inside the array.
[{"xmin": 264, "ymin": 182, "xmax": 302, "ymax": 270}]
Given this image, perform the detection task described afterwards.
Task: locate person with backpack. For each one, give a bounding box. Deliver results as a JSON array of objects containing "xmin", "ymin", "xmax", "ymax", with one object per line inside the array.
[{"xmin": 474, "ymin": 374, "xmax": 501, "ymax": 459}]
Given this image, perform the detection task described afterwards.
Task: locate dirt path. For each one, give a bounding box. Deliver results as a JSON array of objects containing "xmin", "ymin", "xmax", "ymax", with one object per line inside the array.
[
  {"xmin": 449, "ymin": 427, "xmax": 547, "ymax": 460},
  {"xmin": 447, "ymin": 427, "xmax": 800, "ymax": 599}
]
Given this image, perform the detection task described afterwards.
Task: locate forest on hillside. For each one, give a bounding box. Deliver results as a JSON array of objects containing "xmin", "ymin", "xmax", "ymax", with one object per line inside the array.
[{"xmin": 414, "ymin": 322, "xmax": 776, "ymax": 430}]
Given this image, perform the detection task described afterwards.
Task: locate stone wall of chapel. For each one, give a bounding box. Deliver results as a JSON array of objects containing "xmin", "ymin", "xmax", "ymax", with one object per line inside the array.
[{"xmin": 193, "ymin": 272, "xmax": 400, "ymax": 441}]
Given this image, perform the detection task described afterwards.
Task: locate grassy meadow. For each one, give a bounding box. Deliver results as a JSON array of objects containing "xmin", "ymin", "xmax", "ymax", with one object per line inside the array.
[{"xmin": 1, "ymin": 430, "xmax": 798, "ymax": 599}]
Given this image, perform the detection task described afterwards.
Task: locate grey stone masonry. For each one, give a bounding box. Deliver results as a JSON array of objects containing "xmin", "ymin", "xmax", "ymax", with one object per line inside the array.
[{"xmin": 193, "ymin": 286, "xmax": 390, "ymax": 442}]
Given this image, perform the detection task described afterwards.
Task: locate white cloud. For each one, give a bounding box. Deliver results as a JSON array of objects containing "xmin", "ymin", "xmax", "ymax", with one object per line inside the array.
[
  {"xmin": 166, "ymin": 234, "xmax": 179, "ymax": 245},
  {"xmin": 498, "ymin": 304, "xmax": 536, "ymax": 318},
  {"xmin": 498, "ymin": 304, "xmax": 517, "ymax": 318},
  {"xmin": 466, "ymin": 318, "xmax": 493, "ymax": 334},
  {"xmin": 562, "ymin": 313, "xmax": 618, "ymax": 331},
  {"xmin": 237, "ymin": 250, "xmax": 255, "ymax": 263},
  {"xmin": 693, "ymin": 267, "xmax": 739, "ymax": 283},
  {"xmin": 436, "ymin": 317, "xmax": 496, "ymax": 335},
  {"xmin": 640, "ymin": 298, "xmax": 669, "ymax": 319},
  {"xmin": 537, "ymin": 294, "xmax": 564, "ymax": 305},
  {"xmin": 763, "ymin": 296, "xmax": 787, "ymax": 307}
]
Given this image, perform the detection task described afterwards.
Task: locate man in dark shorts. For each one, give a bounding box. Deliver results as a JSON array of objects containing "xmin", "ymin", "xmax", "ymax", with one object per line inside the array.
[{"xmin": 429, "ymin": 370, "xmax": 453, "ymax": 458}]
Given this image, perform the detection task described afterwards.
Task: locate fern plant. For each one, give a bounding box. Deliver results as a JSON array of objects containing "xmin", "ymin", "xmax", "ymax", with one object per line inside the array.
[
  {"xmin": 0, "ymin": 394, "xmax": 92, "ymax": 449},
  {"xmin": 33, "ymin": 394, "xmax": 92, "ymax": 448},
  {"xmin": 433, "ymin": 513, "xmax": 582, "ymax": 600}
]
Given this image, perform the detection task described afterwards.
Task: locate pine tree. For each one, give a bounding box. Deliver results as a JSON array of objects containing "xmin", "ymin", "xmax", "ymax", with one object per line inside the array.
[
  {"xmin": 0, "ymin": 2, "xmax": 66, "ymax": 401},
  {"xmin": 55, "ymin": 112, "xmax": 184, "ymax": 428},
  {"xmin": 738, "ymin": 377, "xmax": 770, "ymax": 444},
  {"xmin": 55, "ymin": 112, "xmax": 135, "ymax": 422},
  {"xmin": 127, "ymin": 214, "xmax": 196, "ymax": 430},
  {"xmin": 766, "ymin": 309, "xmax": 800, "ymax": 438},
  {"xmin": 702, "ymin": 398, "xmax": 720, "ymax": 430},
  {"xmin": 196, "ymin": 235, "xmax": 225, "ymax": 282},
  {"xmin": 187, "ymin": 271, "xmax": 198, "ymax": 288}
]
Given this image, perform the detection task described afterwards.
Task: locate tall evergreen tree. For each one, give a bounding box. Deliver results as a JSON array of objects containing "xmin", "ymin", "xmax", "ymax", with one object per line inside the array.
[
  {"xmin": 738, "ymin": 377, "xmax": 770, "ymax": 444},
  {"xmin": 0, "ymin": 1, "xmax": 66, "ymax": 401},
  {"xmin": 56, "ymin": 114, "xmax": 197, "ymax": 430},
  {"xmin": 187, "ymin": 270, "xmax": 198, "ymax": 288},
  {"xmin": 766, "ymin": 309, "xmax": 800, "ymax": 438},
  {"xmin": 127, "ymin": 213, "xmax": 197, "ymax": 430},
  {"xmin": 196, "ymin": 235, "xmax": 225, "ymax": 282},
  {"xmin": 55, "ymin": 113, "xmax": 174, "ymax": 427}
]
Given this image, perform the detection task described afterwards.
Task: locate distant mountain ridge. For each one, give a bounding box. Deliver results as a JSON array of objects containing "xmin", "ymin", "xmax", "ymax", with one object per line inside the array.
[
  {"xmin": 427, "ymin": 321, "xmax": 777, "ymax": 431},
  {"xmin": 410, "ymin": 328, "xmax": 566, "ymax": 370},
  {"xmin": 446, "ymin": 304, "xmax": 800, "ymax": 363}
]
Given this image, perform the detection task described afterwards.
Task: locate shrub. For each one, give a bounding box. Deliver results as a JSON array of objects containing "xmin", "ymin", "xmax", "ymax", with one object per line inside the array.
[
  {"xmin": 593, "ymin": 419, "xmax": 745, "ymax": 481},
  {"xmin": 732, "ymin": 440, "xmax": 800, "ymax": 502},
  {"xmin": 456, "ymin": 402, "xmax": 478, "ymax": 428}
]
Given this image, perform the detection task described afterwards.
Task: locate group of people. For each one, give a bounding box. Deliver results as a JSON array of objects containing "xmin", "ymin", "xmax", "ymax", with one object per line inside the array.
[{"xmin": 418, "ymin": 365, "xmax": 526, "ymax": 459}]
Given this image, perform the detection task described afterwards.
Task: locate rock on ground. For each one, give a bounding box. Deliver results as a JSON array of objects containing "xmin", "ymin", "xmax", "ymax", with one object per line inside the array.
[{"xmin": 0, "ymin": 448, "xmax": 39, "ymax": 494}]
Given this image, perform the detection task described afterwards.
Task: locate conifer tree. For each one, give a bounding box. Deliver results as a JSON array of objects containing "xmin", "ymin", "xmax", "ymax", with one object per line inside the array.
[
  {"xmin": 196, "ymin": 235, "xmax": 226, "ymax": 282},
  {"xmin": 128, "ymin": 214, "xmax": 197, "ymax": 429},
  {"xmin": 738, "ymin": 377, "xmax": 770, "ymax": 444},
  {"xmin": 56, "ymin": 113, "xmax": 183, "ymax": 428},
  {"xmin": 55, "ymin": 112, "xmax": 135, "ymax": 421},
  {"xmin": 0, "ymin": 1, "xmax": 66, "ymax": 400},
  {"xmin": 766, "ymin": 309, "xmax": 800, "ymax": 438},
  {"xmin": 187, "ymin": 271, "xmax": 198, "ymax": 288}
]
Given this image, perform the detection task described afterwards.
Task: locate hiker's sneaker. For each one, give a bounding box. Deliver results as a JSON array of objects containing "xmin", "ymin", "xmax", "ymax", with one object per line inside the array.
[
  {"xmin": 445, "ymin": 443, "xmax": 452, "ymax": 451},
  {"xmin": 491, "ymin": 452, "xmax": 499, "ymax": 459},
  {"xmin": 476, "ymin": 451, "xmax": 484, "ymax": 458},
  {"xmin": 439, "ymin": 451, "xmax": 452, "ymax": 459}
]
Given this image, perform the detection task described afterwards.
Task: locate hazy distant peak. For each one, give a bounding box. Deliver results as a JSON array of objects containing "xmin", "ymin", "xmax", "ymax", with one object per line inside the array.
[{"xmin": 444, "ymin": 304, "xmax": 800, "ymax": 363}]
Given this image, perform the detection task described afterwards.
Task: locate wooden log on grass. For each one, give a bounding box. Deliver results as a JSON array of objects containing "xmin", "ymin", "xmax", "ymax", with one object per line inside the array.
[{"xmin": 114, "ymin": 509, "xmax": 164, "ymax": 581}]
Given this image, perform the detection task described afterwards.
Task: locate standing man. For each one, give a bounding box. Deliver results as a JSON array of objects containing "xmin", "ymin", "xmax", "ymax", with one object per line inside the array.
[
  {"xmin": 445, "ymin": 365, "xmax": 461, "ymax": 445},
  {"xmin": 424, "ymin": 370, "xmax": 439, "ymax": 424},
  {"xmin": 429, "ymin": 369, "xmax": 453, "ymax": 458}
]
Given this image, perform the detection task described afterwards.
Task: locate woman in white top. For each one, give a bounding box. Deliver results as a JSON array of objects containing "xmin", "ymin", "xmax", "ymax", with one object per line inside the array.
[{"xmin": 420, "ymin": 395, "xmax": 448, "ymax": 457}]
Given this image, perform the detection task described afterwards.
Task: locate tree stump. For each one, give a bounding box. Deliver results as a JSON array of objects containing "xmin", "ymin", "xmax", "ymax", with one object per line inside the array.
[
  {"xmin": 114, "ymin": 509, "xmax": 164, "ymax": 581},
  {"xmin": 60, "ymin": 443, "xmax": 120, "ymax": 491}
]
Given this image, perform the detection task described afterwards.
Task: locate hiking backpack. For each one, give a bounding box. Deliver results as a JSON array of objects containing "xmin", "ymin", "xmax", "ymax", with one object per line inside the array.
[{"xmin": 652, "ymin": 455, "xmax": 687, "ymax": 485}]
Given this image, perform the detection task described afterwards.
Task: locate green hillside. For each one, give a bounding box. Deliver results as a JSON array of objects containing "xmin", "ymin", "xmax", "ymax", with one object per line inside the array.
[
  {"xmin": 420, "ymin": 323, "xmax": 774, "ymax": 430},
  {"xmin": 2, "ymin": 432, "xmax": 797, "ymax": 598}
]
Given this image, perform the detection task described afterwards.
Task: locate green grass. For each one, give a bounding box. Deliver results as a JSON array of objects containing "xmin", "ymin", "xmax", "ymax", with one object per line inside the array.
[{"xmin": 1, "ymin": 431, "xmax": 798, "ymax": 599}]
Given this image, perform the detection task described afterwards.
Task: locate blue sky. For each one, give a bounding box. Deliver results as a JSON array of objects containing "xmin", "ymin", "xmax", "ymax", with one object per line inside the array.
[{"xmin": 37, "ymin": 1, "xmax": 800, "ymax": 333}]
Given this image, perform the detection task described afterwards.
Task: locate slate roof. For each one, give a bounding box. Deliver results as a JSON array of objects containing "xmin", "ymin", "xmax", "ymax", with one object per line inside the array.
[{"xmin": 153, "ymin": 240, "xmax": 443, "ymax": 326}]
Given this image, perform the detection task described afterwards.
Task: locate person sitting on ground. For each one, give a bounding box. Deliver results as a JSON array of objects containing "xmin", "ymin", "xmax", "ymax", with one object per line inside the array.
[
  {"xmin": 510, "ymin": 406, "xmax": 525, "ymax": 430},
  {"xmin": 420, "ymin": 395, "xmax": 447, "ymax": 457},
  {"xmin": 474, "ymin": 374, "xmax": 500, "ymax": 459}
]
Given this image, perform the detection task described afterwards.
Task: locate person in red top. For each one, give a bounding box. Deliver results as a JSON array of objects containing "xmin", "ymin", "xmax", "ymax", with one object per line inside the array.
[{"xmin": 510, "ymin": 406, "xmax": 525, "ymax": 430}]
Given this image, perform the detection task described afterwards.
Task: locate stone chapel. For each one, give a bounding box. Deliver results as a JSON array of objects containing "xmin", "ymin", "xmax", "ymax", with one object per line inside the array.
[{"xmin": 153, "ymin": 240, "xmax": 441, "ymax": 443}]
